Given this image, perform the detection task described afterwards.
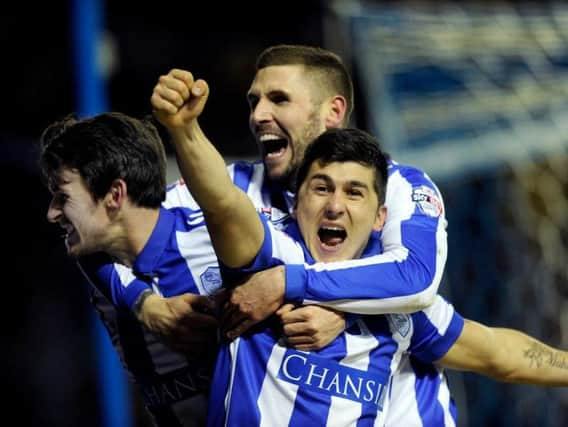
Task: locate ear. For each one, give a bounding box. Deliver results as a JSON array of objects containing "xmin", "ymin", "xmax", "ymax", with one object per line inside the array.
[
  {"xmin": 105, "ymin": 179, "xmax": 128, "ymax": 210},
  {"xmin": 372, "ymin": 205, "xmax": 387, "ymax": 231},
  {"xmin": 324, "ymin": 95, "xmax": 347, "ymax": 128}
]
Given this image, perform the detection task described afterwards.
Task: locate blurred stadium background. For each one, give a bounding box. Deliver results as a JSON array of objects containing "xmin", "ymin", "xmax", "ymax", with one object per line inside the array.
[{"xmin": 5, "ymin": 0, "xmax": 566, "ymax": 426}]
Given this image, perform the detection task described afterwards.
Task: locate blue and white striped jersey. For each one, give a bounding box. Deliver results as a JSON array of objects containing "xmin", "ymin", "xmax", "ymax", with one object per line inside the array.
[
  {"xmin": 209, "ymin": 216, "xmax": 462, "ymax": 427},
  {"xmin": 385, "ymin": 356, "xmax": 458, "ymax": 427},
  {"xmin": 80, "ymin": 158, "xmax": 450, "ymax": 426},
  {"xmin": 103, "ymin": 159, "xmax": 446, "ymax": 314},
  {"xmin": 229, "ymin": 160, "xmax": 447, "ymax": 315},
  {"xmin": 80, "ymin": 183, "xmax": 218, "ymax": 426}
]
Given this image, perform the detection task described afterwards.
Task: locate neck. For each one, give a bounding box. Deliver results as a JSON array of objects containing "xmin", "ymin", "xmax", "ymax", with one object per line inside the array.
[{"xmin": 108, "ymin": 207, "xmax": 160, "ymax": 267}]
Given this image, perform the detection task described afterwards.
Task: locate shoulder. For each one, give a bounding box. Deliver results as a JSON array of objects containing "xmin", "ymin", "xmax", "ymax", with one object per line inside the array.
[
  {"xmin": 163, "ymin": 179, "xmax": 200, "ymax": 210},
  {"xmin": 386, "ymin": 158, "xmax": 444, "ymax": 215},
  {"xmin": 388, "ymin": 159, "xmax": 436, "ymax": 188},
  {"xmin": 227, "ymin": 160, "xmax": 267, "ymax": 194}
]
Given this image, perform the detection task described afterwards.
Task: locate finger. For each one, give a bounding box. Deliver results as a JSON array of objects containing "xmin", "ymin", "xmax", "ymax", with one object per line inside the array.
[
  {"xmin": 182, "ymin": 79, "xmax": 209, "ymax": 118},
  {"xmin": 192, "ymin": 79, "xmax": 208, "ymax": 97},
  {"xmin": 292, "ymin": 343, "xmax": 320, "ymax": 351},
  {"xmin": 182, "ymin": 293, "xmax": 217, "ymax": 314},
  {"xmin": 285, "ymin": 334, "xmax": 316, "ymax": 346},
  {"xmin": 220, "ymin": 300, "xmax": 238, "ymax": 323},
  {"xmin": 279, "ymin": 308, "xmax": 307, "ymax": 324},
  {"xmin": 169, "ymin": 69, "xmax": 194, "ymax": 87},
  {"xmin": 282, "ymin": 321, "xmax": 316, "ymax": 337},
  {"xmin": 214, "ymin": 288, "xmax": 229, "ymax": 304},
  {"xmin": 220, "ymin": 308, "xmax": 247, "ymax": 333},
  {"xmin": 151, "ymin": 92, "xmax": 180, "ymax": 115},
  {"xmin": 276, "ymin": 303, "xmax": 295, "ymax": 317},
  {"xmin": 225, "ymin": 318, "xmax": 253, "ymax": 340},
  {"xmin": 153, "ymin": 82, "xmax": 188, "ymax": 108}
]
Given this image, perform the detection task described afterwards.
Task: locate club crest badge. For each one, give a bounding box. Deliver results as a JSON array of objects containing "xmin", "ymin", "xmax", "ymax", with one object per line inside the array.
[
  {"xmin": 200, "ymin": 266, "xmax": 222, "ymax": 294},
  {"xmin": 387, "ymin": 313, "xmax": 411, "ymax": 337}
]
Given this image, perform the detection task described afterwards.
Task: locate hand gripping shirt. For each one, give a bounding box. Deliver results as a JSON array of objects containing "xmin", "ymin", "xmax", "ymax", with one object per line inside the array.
[{"xmin": 209, "ymin": 217, "xmax": 463, "ymax": 427}]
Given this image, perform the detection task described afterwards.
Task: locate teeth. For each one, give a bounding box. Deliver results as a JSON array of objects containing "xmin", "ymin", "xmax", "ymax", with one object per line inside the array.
[
  {"xmin": 61, "ymin": 225, "xmax": 74, "ymax": 237},
  {"xmin": 259, "ymin": 133, "xmax": 283, "ymax": 142}
]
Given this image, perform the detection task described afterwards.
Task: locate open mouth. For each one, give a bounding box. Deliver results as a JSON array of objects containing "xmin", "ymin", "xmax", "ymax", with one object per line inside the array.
[
  {"xmin": 61, "ymin": 224, "xmax": 78, "ymax": 246},
  {"xmin": 260, "ymin": 134, "xmax": 288, "ymax": 158},
  {"xmin": 318, "ymin": 226, "xmax": 347, "ymax": 247}
]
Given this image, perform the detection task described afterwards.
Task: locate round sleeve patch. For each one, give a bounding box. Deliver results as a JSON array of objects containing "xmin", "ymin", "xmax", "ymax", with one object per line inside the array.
[{"xmin": 412, "ymin": 186, "xmax": 443, "ymax": 217}]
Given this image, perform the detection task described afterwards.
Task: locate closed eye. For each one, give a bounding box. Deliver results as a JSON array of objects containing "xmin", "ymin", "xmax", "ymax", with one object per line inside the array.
[
  {"xmin": 347, "ymin": 189, "xmax": 363, "ymax": 198},
  {"xmin": 247, "ymin": 94, "xmax": 259, "ymax": 110},
  {"xmin": 269, "ymin": 93, "xmax": 289, "ymax": 105},
  {"xmin": 53, "ymin": 191, "xmax": 69, "ymax": 206}
]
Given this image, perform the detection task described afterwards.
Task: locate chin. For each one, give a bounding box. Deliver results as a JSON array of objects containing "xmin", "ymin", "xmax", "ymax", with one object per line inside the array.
[
  {"xmin": 316, "ymin": 252, "xmax": 343, "ymax": 263},
  {"xmin": 66, "ymin": 249, "xmax": 80, "ymax": 259},
  {"xmin": 66, "ymin": 243, "xmax": 84, "ymax": 259}
]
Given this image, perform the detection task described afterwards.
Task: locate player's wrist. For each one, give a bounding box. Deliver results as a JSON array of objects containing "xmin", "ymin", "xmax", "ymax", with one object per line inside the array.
[{"xmin": 133, "ymin": 289, "xmax": 156, "ymax": 322}]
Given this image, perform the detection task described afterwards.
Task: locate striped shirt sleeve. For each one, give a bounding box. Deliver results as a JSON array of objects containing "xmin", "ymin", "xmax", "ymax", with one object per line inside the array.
[
  {"xmin": 78, "ymin": 254, "xmax": 152, "ymax": 310},
  {"xmin": 284, "ymin": 162, "xmax": 447, "ymax": 314}
]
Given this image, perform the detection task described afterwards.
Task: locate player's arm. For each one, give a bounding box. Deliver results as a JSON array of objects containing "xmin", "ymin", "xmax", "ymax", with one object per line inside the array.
[
  {"xmin": 151, "ymin": 69, "xmax": 262, "ymax": 268},
  {"xmin": 285, "ymin": 166, "xmax": 446, "ymax": 314},
  {"xmin": 79, "ymin": 253, "xmax": 217, "ymax": 351},
  {"xmin": 225, "ymin": 166, "xmax": 447, "ymax": 335},
  {"xmin": 438, "ymin": 319, "xmax": 568, "ymax": 385},
  {"xmin": 78, "ymin": 253, "xmax": 151, "ymax": 309}
]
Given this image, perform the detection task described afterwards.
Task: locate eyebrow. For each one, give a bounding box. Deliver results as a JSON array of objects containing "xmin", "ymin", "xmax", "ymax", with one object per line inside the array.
[
  {"xmin": 247, "ymin": 88, "xmax": 290, "ymax": 101},
  {"xmin": 310, "ymin": 173, "xmax": 370, "ymax": 190}
]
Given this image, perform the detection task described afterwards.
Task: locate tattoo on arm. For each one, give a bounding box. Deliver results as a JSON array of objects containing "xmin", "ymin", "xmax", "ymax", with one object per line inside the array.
[{"xmin": 523, "ymin": 342, "xmax": 568, "ymax": 370}]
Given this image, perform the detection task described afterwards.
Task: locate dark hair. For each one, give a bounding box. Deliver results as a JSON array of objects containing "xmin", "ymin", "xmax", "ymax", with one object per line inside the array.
[
  {"xmin": 295, "ymin": 128, "xmax": 388, "ymax": 204},
  {"xmin": 256, "ymin": 44, "xmax": 354, "ymax": 125},
  {"xmin": 39, "ymin": 112, "xmax": 167, "ymax": 208}
]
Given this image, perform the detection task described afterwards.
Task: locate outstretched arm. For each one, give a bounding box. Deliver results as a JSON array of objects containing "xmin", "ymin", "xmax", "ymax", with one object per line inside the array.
[
  {"xmin": 151, "ymin": 69, "xmax": 263, "ymax": 268},
  {"xmin": 439, "ymin": 319, "xmax": 568, "ymax": 385}
]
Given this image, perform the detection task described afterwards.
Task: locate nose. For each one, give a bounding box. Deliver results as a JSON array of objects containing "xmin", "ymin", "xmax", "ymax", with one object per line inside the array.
[
  {"xmin": 324, "ymin": 192, "xmax": 345, "ymax": 219},
  {"xmin": 250, "ymin": 98, "xmax": 273, "ymax": 126},
  {"xmin": 46, "ymin": 198, "xmax": 62, "ymax": 223}
]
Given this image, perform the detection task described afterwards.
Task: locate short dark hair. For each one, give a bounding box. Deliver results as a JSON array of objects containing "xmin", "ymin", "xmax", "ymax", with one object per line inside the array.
[
  {"xmin": 295, "ymin": 128, "xmax": 388, "ymax": 204},
  {"xmin": 39, "ymin": 112, "xmax": 167, "ymax": 208},
  {"xmin": 256, "ymin": 44, "xmax": 354, "ymax": 125}
]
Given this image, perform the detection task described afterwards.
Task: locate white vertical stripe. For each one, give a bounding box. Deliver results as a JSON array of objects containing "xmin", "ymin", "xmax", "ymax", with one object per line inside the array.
[
  {"xmin": 268, "ymin": 222, "xmax": 306, "ymax": 264},
  {"xmin": 224, "ymin": 338, "xmax": 240, "ymax": 427},
  {"xmin": 437, "ymin": 374, "xmax": 456, "ymax": 427},
  {"xmin": 175, "ymin": 226, "xmax": 222, "ymax": 295},
  {"xmin": 382, "ymin": 169, "xmax": 415, "ymax": 252},
  {"xmin": 422, "ymin": 295, "xmax": 456, "ymax": 335},
  {"xmin": 247, "ymin": 164, "xmax": 268, "ymax": 207},
  {"xmin": 384, "ymin": 356, "xmax": 423, "ymax": 427},
  {"xmin": 258, "ymin": 344, "xmax": 298, "ymax": 427}
]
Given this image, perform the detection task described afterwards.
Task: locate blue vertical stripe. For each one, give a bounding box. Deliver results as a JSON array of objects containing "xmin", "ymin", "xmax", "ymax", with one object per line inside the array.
[
  {"xmin": 232, "ymin": 161, "xmax": 255, "ymax": 192},
  {"xmin": 71, "ymin": 0, "xmax": 132, "ymax": 426}
]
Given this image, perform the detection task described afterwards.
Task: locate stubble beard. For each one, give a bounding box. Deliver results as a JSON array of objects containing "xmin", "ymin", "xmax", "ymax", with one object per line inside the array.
[{"xmin": 273, "ymin": 113, "xmax": 323, "ymax": 192}]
